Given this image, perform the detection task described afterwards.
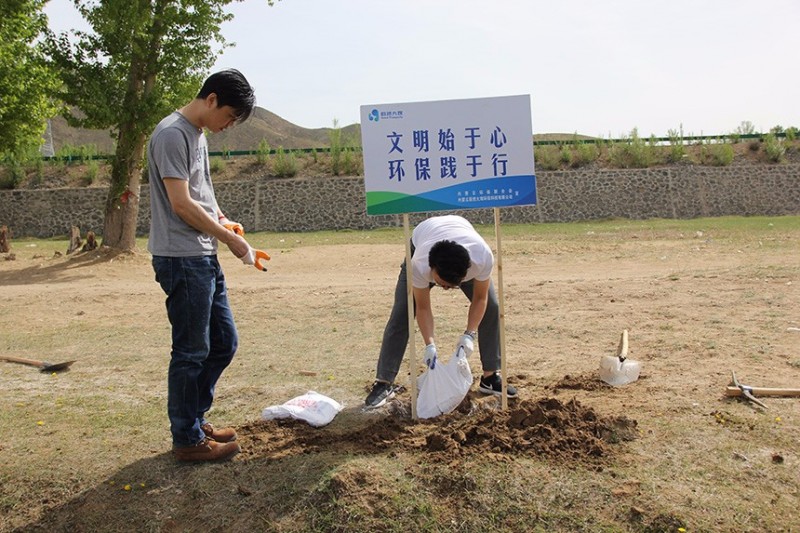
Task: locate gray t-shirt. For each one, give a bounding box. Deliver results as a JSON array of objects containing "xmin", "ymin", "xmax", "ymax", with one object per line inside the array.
[{"xmin": 147, "ymin": 111, "xmax": 218, "ymax": 257}]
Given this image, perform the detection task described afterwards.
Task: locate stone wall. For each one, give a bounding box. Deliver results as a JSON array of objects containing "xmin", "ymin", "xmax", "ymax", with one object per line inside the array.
[{"xmin": 1, "ymin": 164, "xmax": 798, "ymax": 238}]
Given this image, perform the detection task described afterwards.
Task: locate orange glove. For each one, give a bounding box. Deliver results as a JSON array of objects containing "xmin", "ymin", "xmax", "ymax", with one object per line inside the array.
[
  {"xmin": 219, "ymin": 215, "xmax": 244, "ymax": 236},
  {"xmin": 241, "ymin": 247, "xmax": 271, "ymax": 272}
]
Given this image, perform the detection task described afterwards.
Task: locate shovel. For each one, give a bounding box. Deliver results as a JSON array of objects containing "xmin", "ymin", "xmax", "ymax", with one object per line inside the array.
[
  {"xmin": 599, "ymin": 330, "xmax": 641, "ymax": 386},
  {"xmin": 0, "ymin": 355, "xmax": 76, "ymax": 372}
]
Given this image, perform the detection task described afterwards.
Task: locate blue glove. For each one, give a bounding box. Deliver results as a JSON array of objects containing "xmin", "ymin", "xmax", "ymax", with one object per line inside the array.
[
  {"xmin": 456, "ymin": 333, "xmax": 475, "ymax": 358},
  {"xmin": 424, "ymin": 343, "xmax": 437, "ymax": 369}
]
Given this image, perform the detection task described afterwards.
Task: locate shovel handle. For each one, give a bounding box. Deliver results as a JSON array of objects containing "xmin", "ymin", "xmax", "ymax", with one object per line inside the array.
[
  {"xmin": 0, "ymin": 355, "xmax": 46, "ymax": 367},
  {"xmin": 725, "ymin": 386, "xmax": 800, "ymax": 397},
  {"xmin": 616, "ymin": 329, "xmax": 629, "ymax": 361}
]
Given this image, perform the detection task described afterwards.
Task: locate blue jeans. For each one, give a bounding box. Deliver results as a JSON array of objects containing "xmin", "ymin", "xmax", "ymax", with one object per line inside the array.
[{"xmin": 152, "ymin": 255, "xmax": 238, "ymax": 447}]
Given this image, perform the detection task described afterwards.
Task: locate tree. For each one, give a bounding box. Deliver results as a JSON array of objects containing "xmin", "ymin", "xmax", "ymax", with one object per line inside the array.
[
  {"xmin": 0, "ymin": 0, "xmax": 59, "ymax": 163},
  {"xmin": 45, "ymin": 0, "xmax": 277, "ymax": 251}
]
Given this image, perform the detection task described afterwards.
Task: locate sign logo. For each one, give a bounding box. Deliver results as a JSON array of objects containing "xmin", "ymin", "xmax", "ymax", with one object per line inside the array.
[{"xmin": 368, "ymin": 109, "xmax": 404, "ymax": 123}]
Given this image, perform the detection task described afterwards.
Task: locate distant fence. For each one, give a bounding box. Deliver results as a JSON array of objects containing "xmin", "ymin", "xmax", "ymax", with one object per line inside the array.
[
  {"xmin": 1, "ymin": 164, "xmax": 798, "ymax": 239},
  {"xmin": 39, "ymin": 132, "xmax": 794, "ymax": 161}
]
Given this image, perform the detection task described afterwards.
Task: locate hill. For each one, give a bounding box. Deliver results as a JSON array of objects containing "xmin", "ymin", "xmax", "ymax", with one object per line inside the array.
[
  {"xmin": 47, "ymin": 105, "xmax": 593, "ymax": 157},
  {"xmin": 47, "ymin": 107, "xmax": 362, "ymax": 155}
]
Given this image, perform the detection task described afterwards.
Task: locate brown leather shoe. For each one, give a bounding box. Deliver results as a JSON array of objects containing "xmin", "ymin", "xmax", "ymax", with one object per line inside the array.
[
  {"xmin": 201, "ymin": 423, "xmax": 237, "ymax": 443},
  {"xmin": 173, "ymin": 437, "xmax": 240, "ymax": 462}
]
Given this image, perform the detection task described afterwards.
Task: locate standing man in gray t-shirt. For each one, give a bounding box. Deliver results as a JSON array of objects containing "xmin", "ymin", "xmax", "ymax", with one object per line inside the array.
[{"xmin": 148, "ymin": 69, "xmax": 261, "ymax": 462}]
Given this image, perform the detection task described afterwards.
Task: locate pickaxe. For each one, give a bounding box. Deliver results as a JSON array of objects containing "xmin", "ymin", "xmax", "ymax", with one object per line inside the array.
[{"xmin": 725, "ymin": 371, "xmax": 800, "ymax": 409}]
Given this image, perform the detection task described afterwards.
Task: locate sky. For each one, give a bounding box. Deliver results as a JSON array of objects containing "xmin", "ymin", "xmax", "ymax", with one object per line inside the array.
[{"xmin": 43, "ymin": 0, "xmax": 799, "ymax": 138}]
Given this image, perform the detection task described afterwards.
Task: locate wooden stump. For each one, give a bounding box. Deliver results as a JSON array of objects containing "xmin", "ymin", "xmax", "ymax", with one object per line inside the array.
[
  {"xmin": 67, "ymin": 226, "xmax": 82, "ymax": 254},
  {"xmin": 0, "ymin": 225, "xmax": 10, "ymax": 253},
  {"xmin": 81, "ymin": 231, "xmax": 98, "ymax": 252}
]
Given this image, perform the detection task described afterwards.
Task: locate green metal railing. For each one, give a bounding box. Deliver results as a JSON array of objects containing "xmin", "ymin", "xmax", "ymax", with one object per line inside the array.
[{"xmin": 40, "ymin": 132, "xmax": 790, "ymax": 161}]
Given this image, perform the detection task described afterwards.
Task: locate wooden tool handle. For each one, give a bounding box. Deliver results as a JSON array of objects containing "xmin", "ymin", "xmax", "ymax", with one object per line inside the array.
[
  {"xmin": 0, "ymin": 355, "xmax": 44, "ymax": 367},
  {"xmin": 725, "ymin": 386, "xmax": 800, "ymax": 397},
  {"xmin": 617, "ymin": 330, "xmax": 629, "ymax": 360}
]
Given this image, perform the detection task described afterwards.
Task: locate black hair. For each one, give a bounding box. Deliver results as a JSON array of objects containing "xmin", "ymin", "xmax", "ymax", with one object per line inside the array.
[
  {"xmin": 429, "ymin": 240, "xmax": 470, "ymax": 285},
  {"xmin": 197, "ymin": 69, "xmax": 256, "ymax": 123}
]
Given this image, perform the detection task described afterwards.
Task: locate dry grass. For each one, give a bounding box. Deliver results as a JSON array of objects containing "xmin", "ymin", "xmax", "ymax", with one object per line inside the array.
[{"xmin": 1, "ymin": 216, "xmax": 799, "ymax": 532}]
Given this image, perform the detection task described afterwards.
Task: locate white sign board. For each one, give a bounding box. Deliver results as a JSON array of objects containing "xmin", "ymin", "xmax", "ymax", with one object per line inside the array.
[{"xmin": 360, "ymin": 95, "xmax": 536, "ymax": 215}]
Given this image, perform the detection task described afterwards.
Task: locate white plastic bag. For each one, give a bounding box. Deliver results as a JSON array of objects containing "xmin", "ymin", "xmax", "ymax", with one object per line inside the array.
[
  {"xmin": 261, "ymin": 391, "xmax": 343, "ymax": 427},
  {"xmin": 416, "ymin": 347, "xmax": 473, "ymax": 419}
]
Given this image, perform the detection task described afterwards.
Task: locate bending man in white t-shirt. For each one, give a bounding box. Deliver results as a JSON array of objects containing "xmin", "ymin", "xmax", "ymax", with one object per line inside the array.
[{"xmin": 365, "ymin": 215, "xmax": 518, "ymax": 408}]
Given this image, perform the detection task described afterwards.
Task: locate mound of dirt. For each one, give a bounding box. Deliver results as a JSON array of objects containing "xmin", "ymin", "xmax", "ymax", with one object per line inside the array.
[
  {"xmin": 424, "ymin": 396, "xmax": 638, "ymax": 460},
  {"xmin": 237, "ymin": 394, "xmax": 637, "ymax": 465},
  {"xmin": 549, "ymin": 373, "xmax": 615, "ymax": 392}
]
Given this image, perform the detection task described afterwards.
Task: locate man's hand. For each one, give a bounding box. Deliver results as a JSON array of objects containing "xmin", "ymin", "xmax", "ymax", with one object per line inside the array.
[
  {"xmin": 219, "ymin": 215, "xmax": 244, "ymax": 236},
  {"xmin": 239, "ymin": 246, "xmax": 271, "ymax": 272},
  {"xmin": 456, "ymin": 333, "xmax": 474, "ymax": 358},
  {"xmin": 424, "ymin": 343, "xmax": 438, "ymax": 370}
]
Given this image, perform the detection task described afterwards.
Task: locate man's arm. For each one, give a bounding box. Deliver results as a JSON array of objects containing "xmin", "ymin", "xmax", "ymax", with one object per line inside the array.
[
  {"xmin": 466, "ymin": 278, "xmax": 490, "ymax": 332},
  {"xmin": 413, "ymin": 285, "xmax": 435, "ymax": 346},
  {"xmin": 163, "ymin": 178, "xmax": 250, "ymax": 258}
]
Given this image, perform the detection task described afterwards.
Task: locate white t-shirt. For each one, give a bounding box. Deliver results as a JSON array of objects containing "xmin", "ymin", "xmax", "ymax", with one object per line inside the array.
[{"xmin": 410, "ymin": 215, "xmax": 494, "ymax": 289}]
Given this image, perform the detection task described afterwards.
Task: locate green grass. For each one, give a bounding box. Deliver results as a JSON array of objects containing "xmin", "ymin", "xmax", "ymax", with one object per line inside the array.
[
  {"xmin": 12, "ymin": 215, "xmax": 797, "ymax": 253},
  {"xmin": 221, "ymin": 215, "xmax": 798, "ymax": 251}
]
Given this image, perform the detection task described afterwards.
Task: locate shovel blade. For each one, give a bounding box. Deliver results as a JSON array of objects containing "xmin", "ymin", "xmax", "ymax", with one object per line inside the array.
[
  {"xmin": 599, "ymin": 355, "xmax": 641, "ymax": 386},
  {"xmin": 39, "ymin": 360, "xmax": 76, "ymax": 372}
]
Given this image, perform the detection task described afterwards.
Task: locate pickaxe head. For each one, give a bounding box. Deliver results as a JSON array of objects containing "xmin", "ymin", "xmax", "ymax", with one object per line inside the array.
[{"xmin": 731, "ymin": 371, "xmax": 768, "ymax": 409}]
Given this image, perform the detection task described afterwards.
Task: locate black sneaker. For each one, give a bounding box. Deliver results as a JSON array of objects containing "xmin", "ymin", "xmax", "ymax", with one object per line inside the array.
[
  {"xmin": 479, "ymin": 373, "xmax": 518, "ymax": 398},
  {"xmin": 365, "ymin": 381, "xmax": 396, "ymax": 408}
]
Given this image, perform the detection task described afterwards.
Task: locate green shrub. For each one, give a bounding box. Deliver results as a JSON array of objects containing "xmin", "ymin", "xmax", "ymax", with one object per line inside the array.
[
  {"xmin": 256, "ymin": 139, "xmax": 271, "ymax": 165},
  {"xmin": 328, "ymin": 118, "xmax": 343, "ymax": 175},
  {"xmin": 667, "ymin": 127, "xmax": 686, "ymax": 162},
  {"xmin": 569, "ymin": 142, "xmax": 599, "ymax": 168},
  {"xmin": 54, "ymin": 143, "xmax": 76, "ymax": 165},
  {"xmin": 763, "ymin": 134, "xmax": 785, "ymax": 163},
  {"xmin": 54, "ymin": 143, "xmax": 98, "ymax": 165},
  {"xmin": 77, "ymin": 144, "xmax": 97, "ymax": 162},
  {"xmin": 608, "ymin": 129, "xmax": 656, "ymax": 168},
  {"xmin": 339, "ymin": 148, "xmax": 363, "ymax": 175},
  {"xmin": 327, "ymin": 118, "xmax": 361, "ymax": 176},
  {"xmin": 272, "ymin": 147, "xmax": 298, "ymax": 178},
  {"xmin": 0, "ymin": 158, "xmax": 26, "ymax": 189},
  {"xmin": 559, "ymin": 144, "xmax": 572, "ymax": 166},
  {"xmin": 210, "ymin": 157, "xmax": 226, "ymax": 173},
  {"xmin": 701, "ymin": 142, "xmax": 734, "ymax": 166},
  {"xmin": 83, "ymin": 160, "xmax": 99, "ymax": 185},
  {"xmin": 0, "ymin": 147, "xmax": 42, "ymax": 189},
  {"xmin": 33, "ymin": 157, "xmax": 45, "ymax": 181},
  {"xmin": 534, "ymin": 145, "xmax": 561, "ymax": 170}
]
